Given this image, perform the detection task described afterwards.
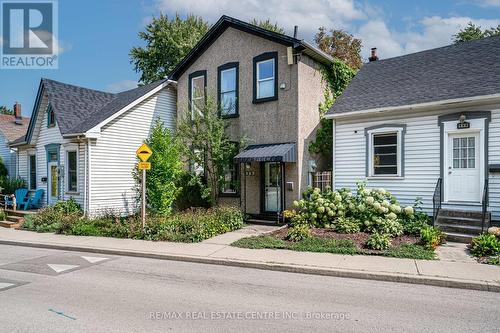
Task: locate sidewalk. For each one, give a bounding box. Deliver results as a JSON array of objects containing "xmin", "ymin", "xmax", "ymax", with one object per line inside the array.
[{"xmin": 0, "ymin": 226, "xmax": 498, "ymax": 292}]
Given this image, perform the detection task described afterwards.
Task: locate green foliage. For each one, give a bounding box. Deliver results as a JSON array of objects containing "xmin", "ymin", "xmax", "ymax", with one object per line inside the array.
[
  {"xmin": 289, "ymin": 237, "xmax": 358, "ymax": 254},
  {"xmin": 366, "ymin": 233, "xmax": 391, "ymax": 250},
  {"xmin": 173, "ymin": 172, "xmax": 211, "ymax": 211},
  {"xmin": 134, "ymin": 120, "xmax": 184, "ymax": 216},
  {"xmin": 420, "ymin": 225, "xmax": 445, "ymax": 250},
  {"xmin": 291, "ymin": 182, "xmax": 417, "ymax": 237},
  {"xmin": 0, "ymin": 177, "xmax": 26, "ymax": 194},
  {"xmin": 22, "ymin": 207, "xmax": 80, "ymax": 233},
  {"xmin": 469, "ymin": 234, "xmax": 500, "ymax": 257},
  {"xmin": 286, "ymin": 224, "xmax": 312, "ymax": 242},
  {"xmin": 399, "ymin": 199, "xmax": 430, "ymax": 236},
  {"xmin": 309, "ymin": 60, "xmax": 355, "ymax": 159},
  {"xmin": 0, "ymin": 209, "xmax": 5, "ymax": 221},
  {"xmin": 453, "ymin": 22, "xmax": 500, "ymax": 43},
  {"xmin": 0, "ymin": 105, "xmax": 13, "ymax": 115},
  {"xmin": 232, "ymin": 235, "xmax": 286, "ymax": 249},
  {"xmin": 384, "ymin": 244, "xmax": 436, "ymax": 260},
  {"xmin": 53, "ymin": 198, "xmax": 82, "ymax": 215},
  {"xmin": 315, "ymin": 28, "xmax": 362, "ymax": 70},
  {"xmin": 177, "ymin": 96, "xmax": 240, "ymax": 205},
  {"xmin": 130, "ymin": 14, "xmax": 210, "ymax": 83},
  {"xmin": 0, "ymin": 157, "xmax": 8, "ymax": 178},
  {"xmin": 249, "ymin": 18, "xmax": 285, "ymax": 34},
  {"xmin": 334, "ymin": 216, "xmax": 360, "ymax": 234}
]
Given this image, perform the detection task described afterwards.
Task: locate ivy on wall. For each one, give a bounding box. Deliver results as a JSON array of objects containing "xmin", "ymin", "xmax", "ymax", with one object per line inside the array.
[{"xmin": 309, "ymin": 59, "xmax": 356, "ymax": 163}]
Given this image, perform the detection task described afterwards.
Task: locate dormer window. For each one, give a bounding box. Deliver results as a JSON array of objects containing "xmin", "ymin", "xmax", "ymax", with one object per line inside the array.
[
  {"xmin": 47, "ymin": 105, "xmax": 55, "ymax": 127},
  {"xmin": 253, "ymin": 52, "xmax": 278, "ymax": 103}
]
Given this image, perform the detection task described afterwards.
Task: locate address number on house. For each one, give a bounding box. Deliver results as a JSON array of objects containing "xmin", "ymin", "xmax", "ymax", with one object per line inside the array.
[{"xmin": 138, "ymin": 162, "xmax": 151, "ymax": 170}]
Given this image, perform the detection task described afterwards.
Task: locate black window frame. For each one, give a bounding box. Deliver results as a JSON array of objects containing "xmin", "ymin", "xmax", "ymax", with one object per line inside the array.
[
  {"xmin": 217, "ymin": 62, "xmax": 239, "ymax": 118},
  {"xmin": 47, "ymin": 105, "xmax": 55, "ymax": 128},
  {"xmin": 67, "ymin": 150, "xmax": 78, "ymax": 192},
  {"xmin": 372, "ymin": 132, "xmax": 398, "ymax": 176},
  {"xmin": 188, "ymin": 70, "xmax": 207, "ymax": 119},
  {"xmin": 29, "ymin": 154, "xmax": 36, "ymax": 190},
  {"xmin": 219, "ymin": 142, "xmax": 240, "ymax": 197},
  {"xmin": 252, "ymin": 52, "xmax": 278, "ymax": 104}
]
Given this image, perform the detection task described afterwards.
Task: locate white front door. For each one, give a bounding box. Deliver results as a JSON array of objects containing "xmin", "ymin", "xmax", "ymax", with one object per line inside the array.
[
  {"xmin": 263, "ymin": 162, "xmax": 281, "ymax": 213},
  {"xmin": 47, "ymin": 162, "xmax": 59, "ymax": 205},
  {"xmin": 446, "ymin": 132, "xmax": 481, "ymax": 202}
]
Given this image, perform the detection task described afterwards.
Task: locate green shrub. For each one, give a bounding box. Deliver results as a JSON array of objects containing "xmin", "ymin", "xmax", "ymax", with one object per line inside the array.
[
  {"xmin": 420, "ymin": 225, "xmax": 445, "ymax": 250},
  {"xmin": 0, "ymin": 157, "xmax": 8, "ymax": 178},
  {"xmin": 289, "ymin": 237, "xmax": 358, "ymax": 254},
  {"xmin": 384, "ymin": 244, "xmax": 436, "ymax": 260},
  {"xmin": 286, "ymin": 225, "xmax": 311, "ymax": 242},
  {"xmin": 53, "ymin": 198, "xmax": 82, "ymax": 215},
  {"xmin": 232, "ymin": 235, "xmax": 286, "ymax": 249},
  {"xmin": 487, "ymin": 256, "xmax": 500, "ymax": 265},
  {"xmin": 366, "ymin": 233, "xmax": 391, "ymax": 250},
  {"xmin": 22, "ymin": 207, "xmax": 80, "ymax": 233},
  {"xmin": 173, "ymin": 172, "xmax": 211, "ymax": 211},
  {"xmin": 0, "ymin": 176, "xmax": 26, "ymax": 194},
  {"xmin": 0, "ymin": 209, "xmax": 5, "ymax": 221},
  {"xmin": 334, "ymin": 216, "xmax": 360, "ymax": 233},
  {"xmin": 469, "ymin": 234, "xmax": 500, "ymax": 257}
]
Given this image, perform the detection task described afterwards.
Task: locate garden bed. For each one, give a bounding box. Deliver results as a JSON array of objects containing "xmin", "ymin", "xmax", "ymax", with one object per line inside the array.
[{"xmin": 232, "ymin": 226, "xmax": 436, "ymax": 260}]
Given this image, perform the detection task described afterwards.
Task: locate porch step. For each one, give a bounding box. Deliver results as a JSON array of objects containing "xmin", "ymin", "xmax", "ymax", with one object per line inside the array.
[
  {"xmin": 435, "ymin": 215, "xmax": 484, "ymax": 228},
  {"xmin": 3, "ymin": 209, "xmax": 36, "ymax": 217},
  {"xmin": 0, "ymin": 220, "xmax": 21, "ymax": 229},
  {"xmin": 246, "ymin": 219, "xmax": 282, "ymax": 226},
  {"xmin": 435, "ymin": 222, "xmax": 482, "ymax": 235},
  {"xmin": 438, "ymin": 209, "xmax": 485, "ymax": 220},
  {"xmin": 435, "ymin": 208, "xmax": 490, "ymax": 243},
  {"xmin": 443, "ymin": 232, "xmax": 475, "ymax": 244},
  {"xmin": 6, "ymin": 216, "xmax": 23, "ymax": 223}
]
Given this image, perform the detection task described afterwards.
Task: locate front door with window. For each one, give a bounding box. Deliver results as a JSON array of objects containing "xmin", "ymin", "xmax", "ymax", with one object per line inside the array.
[
  {"xmin": 48, "ymin": 162, "xmax": 59, "ymax": 205},
  {"xmin": 446, "ymin": 132, "xmax": 481, "ymax": 202},
  {"xmin": 263, "ymin": 162, "xmax": 282, "ymax": 213}
]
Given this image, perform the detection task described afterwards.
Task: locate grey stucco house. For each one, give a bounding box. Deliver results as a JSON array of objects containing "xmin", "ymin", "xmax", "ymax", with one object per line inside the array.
[
  {"xmin": 325, "ymin": 36, "xmax": 500, "ymax": 241},
  {"xmin": 169, "ymin": 16, "xmax": 332, "ymax": 221}
]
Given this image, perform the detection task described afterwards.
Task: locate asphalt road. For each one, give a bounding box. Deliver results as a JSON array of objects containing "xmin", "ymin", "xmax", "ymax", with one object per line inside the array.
[{"xmin": 0, "ymin": 244, "xmax": 498, "ymax": 333}]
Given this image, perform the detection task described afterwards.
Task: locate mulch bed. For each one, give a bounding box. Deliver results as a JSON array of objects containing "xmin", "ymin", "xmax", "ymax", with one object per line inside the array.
[{"xmin": 271, "ymin": 227, "xmax": 420, "ymax": 253}]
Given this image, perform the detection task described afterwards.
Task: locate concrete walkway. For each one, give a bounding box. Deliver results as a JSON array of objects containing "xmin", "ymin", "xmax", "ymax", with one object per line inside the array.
[{"xmin": 0, "ymin": 226, "xmax": 498, "ymax": 292}]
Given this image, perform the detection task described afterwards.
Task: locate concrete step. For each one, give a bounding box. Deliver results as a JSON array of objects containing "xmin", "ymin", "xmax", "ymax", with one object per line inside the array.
[
  {"xmin": 435, "ymin": 215, "xmax": 484, "ymax": 227},
  {"xmin": 3, "ymin": 209, "xmax": 35, "ymax": 217},
  {"xmin": 439, "ymin": 209, "xmax": 487, "ymax": 220},
  {"xmin": 444, "ymin": 232, "xmax": 475, "ymax": 244},
  {"xmin": 435, "ymin": 222, "xmax": 483, "ymax": 236},
  {"xmin": 6, "ymin": 216, "xmax": 23, "ymax": 223},
  {"xmin": 0, "ymin": 220, "xmax": 21, "ymax": 229}
]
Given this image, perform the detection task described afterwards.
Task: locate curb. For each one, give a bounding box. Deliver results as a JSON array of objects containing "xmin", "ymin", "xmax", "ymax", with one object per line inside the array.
[{"xmin": 1, "ymin": 239, "xmax": 498, "ymax": 293}]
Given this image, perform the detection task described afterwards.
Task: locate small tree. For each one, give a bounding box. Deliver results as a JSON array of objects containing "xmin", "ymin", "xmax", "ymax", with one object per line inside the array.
[
  {"xmin": 177, "ymin": 96, "xmax": 238, "ymax": 205},
  {"xmin": 453, "ymin": 22, "xmax": 500, "ymax": 43},
  {"xmin": 315, "ymin": 28, "xmax": 362, "ymax": 70},
  {"xmin": 0, "ymin": 106, "xmax": 13, "ymax": 115},
  {"xmin": 134, "ymin": 120, "xmax": 184, "ymax": 216}
]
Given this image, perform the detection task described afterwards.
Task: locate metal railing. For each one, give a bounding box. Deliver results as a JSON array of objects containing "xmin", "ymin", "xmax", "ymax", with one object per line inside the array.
[
  {"xmin": 481, "ymin": 179, "xmax": 489, "ymax": 233},
  {"xmin": 432, "ymin": 178, "xmax": 442, "ymax": 225}
]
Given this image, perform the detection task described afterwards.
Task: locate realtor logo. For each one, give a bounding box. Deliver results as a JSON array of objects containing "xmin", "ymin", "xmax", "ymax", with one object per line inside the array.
[{"xmin": 1, "ymin": 1, "xmax": 58, "ymax": 69}]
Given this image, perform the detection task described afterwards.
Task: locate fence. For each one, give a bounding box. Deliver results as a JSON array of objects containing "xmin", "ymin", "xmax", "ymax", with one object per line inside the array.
[{"xmin": 312, "ymin": 171, "xmax": 332, "ymax": 191}]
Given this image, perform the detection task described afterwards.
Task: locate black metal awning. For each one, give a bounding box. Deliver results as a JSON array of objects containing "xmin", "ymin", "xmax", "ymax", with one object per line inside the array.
[{"xmin": 234, "ymin": 143, "xmax": 296, "ymax": 163}]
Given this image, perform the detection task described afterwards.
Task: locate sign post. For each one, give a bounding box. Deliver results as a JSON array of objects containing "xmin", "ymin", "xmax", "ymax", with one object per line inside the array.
[{"xmin": 136, "ymin": 143, "xmax": 153, "ymax": 231}]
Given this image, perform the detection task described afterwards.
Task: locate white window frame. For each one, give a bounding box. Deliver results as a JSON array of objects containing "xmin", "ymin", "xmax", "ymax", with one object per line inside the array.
[
  {"xmin": 367, "ymin": 127, "xmax": 404, "ymax": 178},
  {"xmin": 190, "ymin": 75, "xmax": 205, "ymax": 118},
  {"xmin": 220, "ymin": 67, "xmax": 237, "ymax": 116},
  {"xmin": 65, "ymin": 149, "xmax": 78, "ymax": 193},
  {"xmin": 256, "ymin": 59, "xmax": 275, "ymax": 99},
  {"xmin": 28, "ymin": 154, "xmax": 37, "ymax": 190}
]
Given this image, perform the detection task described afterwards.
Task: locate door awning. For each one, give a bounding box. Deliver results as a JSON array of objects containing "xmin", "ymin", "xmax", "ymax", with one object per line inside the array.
[{"xmin": 234, "ymin": 143, "xmax": 296, "ymax": 163}]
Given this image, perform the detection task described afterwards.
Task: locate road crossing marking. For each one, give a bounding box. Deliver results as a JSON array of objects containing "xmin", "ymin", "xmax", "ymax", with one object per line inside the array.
[{"xmin": 47, "ymin": 264, "xmax": 79, "ymax": 273}]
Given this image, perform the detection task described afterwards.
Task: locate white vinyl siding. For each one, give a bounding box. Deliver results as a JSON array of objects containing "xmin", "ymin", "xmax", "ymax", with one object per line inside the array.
[
  {"xmin": 89, "ymin": 87, "xmax": 176, "ymax": 215},
  {"xmin": 0, "ymin": 132, "xmax": 17, "ymax": 177},
  {"xmin": 334, "ymin": 107, "xmax": 500, "ymax": 221}
]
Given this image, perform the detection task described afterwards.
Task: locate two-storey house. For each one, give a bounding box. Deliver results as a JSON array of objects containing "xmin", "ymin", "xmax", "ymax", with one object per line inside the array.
[{"xmin": 169, "ymin": 16, "xmax": 333, "ymax": 221}]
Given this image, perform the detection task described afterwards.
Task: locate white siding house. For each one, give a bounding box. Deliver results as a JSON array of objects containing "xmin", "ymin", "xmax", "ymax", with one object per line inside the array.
[
  {"xmin": 0, "ymin": 111, "xmax": 29, "ymax": 178},
  {"xmin": 326, "ymin": 36, "xmax": 500, "ymax": 239},
  {"xmin": 12, "ymin": 78, "xmax": 177, "ymax": 216}
]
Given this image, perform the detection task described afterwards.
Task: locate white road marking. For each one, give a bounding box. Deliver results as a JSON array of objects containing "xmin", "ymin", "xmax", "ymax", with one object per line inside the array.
[
  {"xmin": 0, "ymin": 283, "xmax": 15, "ymax": 290},
  {"xmin": 81, "ymin": 256, "xmax": 108, "ymax": 264},
  {"xmin": 47, "ymin": 264, "xmax": 79, "ymax": 273}
]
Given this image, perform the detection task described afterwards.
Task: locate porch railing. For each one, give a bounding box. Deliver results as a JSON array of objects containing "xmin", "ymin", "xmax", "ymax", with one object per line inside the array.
[
  {"xmin": 481, "ymin": 179, "xmax": 489, "ymax": 233},
  {"xmin": 432, "ymin": 178, "xmax": 442, "ymax": 226}
]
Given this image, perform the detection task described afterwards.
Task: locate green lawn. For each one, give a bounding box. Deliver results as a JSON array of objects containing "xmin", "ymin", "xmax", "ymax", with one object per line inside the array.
[{"xmin": 231, "ymin": 235, "xmax": 436, "ymax": 260}]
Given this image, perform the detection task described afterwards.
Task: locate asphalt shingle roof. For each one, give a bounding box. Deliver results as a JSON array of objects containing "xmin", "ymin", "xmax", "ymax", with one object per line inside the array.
[
  {"xmin": 40, "ymin": 78, "xmax": 167, "ymax": 135},
  {"xmin": 0, "ymin": 114, "xmax": 29, "ymax": 142},
  {"xmin": 327, "ymin": 36, "xmax": 500, "ymax": 115}
]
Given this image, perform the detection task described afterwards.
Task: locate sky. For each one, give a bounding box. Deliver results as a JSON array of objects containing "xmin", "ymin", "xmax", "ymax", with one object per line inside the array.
[{"xmin": 1, "ymin": 0, "xmax": 499, "ymax": 117}]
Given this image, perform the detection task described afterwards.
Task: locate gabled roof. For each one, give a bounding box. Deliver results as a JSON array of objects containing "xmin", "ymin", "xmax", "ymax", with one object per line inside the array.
[
  {"xmin": 17, "ymin": 78, "xmax": 168, "ymax": 145},
  {"xmin": 0, "ymin": 114, "xmax": 29, "ymax": 142},
  {"xmin": 327, "ymin": 36, "xmax": 500, "ymax": 116},
  {"xmin": 169, "ymin": 15, "xmax": 333, "ymax": 80}
]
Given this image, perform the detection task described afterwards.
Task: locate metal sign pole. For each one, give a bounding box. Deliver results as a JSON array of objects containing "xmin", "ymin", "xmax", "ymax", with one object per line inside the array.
[{"xmin": 142, "ymin": 168, "xmax": 146, "ymax": 231}]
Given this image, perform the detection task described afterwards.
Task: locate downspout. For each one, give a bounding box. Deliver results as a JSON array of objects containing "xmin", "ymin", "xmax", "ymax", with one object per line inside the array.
[
  {"xmin": 331, "ymin": 119, "xmax": 336, "ymax": 189},
  {"xmin": 83, "ymin": 139, "xmax": 87, "ymax": 216},
  {"xmin": 87, "ymin": 138, "xmax": 92, "ymax": 216}
]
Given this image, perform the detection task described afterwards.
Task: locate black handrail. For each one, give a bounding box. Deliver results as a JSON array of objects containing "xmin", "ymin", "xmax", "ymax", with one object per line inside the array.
[
  {"xmin": 481, "ymin": 179, "xmax": 489, "ymax": 233},
  {"xmin": 432, "ymin": 178, "xmax": 442, "ymax": 226}
]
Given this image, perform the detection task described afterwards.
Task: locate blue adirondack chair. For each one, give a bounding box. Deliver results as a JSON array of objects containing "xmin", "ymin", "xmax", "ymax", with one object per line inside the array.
[
  {"xmin": 4, "ymin": 188, "xmax": 29, "ymax": 210},
  {"xmin": 22, "ymin": 189, "xmax": 45, "ymax": 210}
]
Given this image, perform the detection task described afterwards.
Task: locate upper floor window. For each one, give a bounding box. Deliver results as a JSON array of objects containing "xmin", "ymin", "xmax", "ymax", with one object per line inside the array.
[
  {"xmin": 218, "ymin": 62, "xmax": 239, "ymax": 117},
  {"xmin": 189, "ymin": 70, "xmax": 207, "ymax": 118},
  {"xmin": 365, "ymin": 126, "xmax": 406, "ymax": 178},
  {"xmin": 47, "ymin": 105, "xmax": 55, "ymax": 127},
  {"xmin": 253, "ymin": 52, "xmax": 278, "ymax": 103}
]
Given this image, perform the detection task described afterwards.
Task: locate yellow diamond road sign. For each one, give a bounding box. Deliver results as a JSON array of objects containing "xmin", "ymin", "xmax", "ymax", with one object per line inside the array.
[{"xmin": 136, "ymin": 143, "xmax": 152, "ymax": 162}]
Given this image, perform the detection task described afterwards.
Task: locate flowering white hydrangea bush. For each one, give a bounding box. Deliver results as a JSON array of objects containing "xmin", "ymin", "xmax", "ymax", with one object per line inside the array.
[{"xmin": 291, "ymin": 181, "xmax": 425, "ymax": 236}]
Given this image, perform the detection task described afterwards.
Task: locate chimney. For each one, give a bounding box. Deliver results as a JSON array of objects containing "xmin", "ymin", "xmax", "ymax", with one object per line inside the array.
[
  {"xmin": 293, "ymin": 25, "xmax": 298, "ymax": 38},
  {"xmin": 368, "ymin": 47, "xmax": 379, "ymax": 62},
  {"xmin": 13, "ymin": 102, "xmax": 22, "ymax": 119}
]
